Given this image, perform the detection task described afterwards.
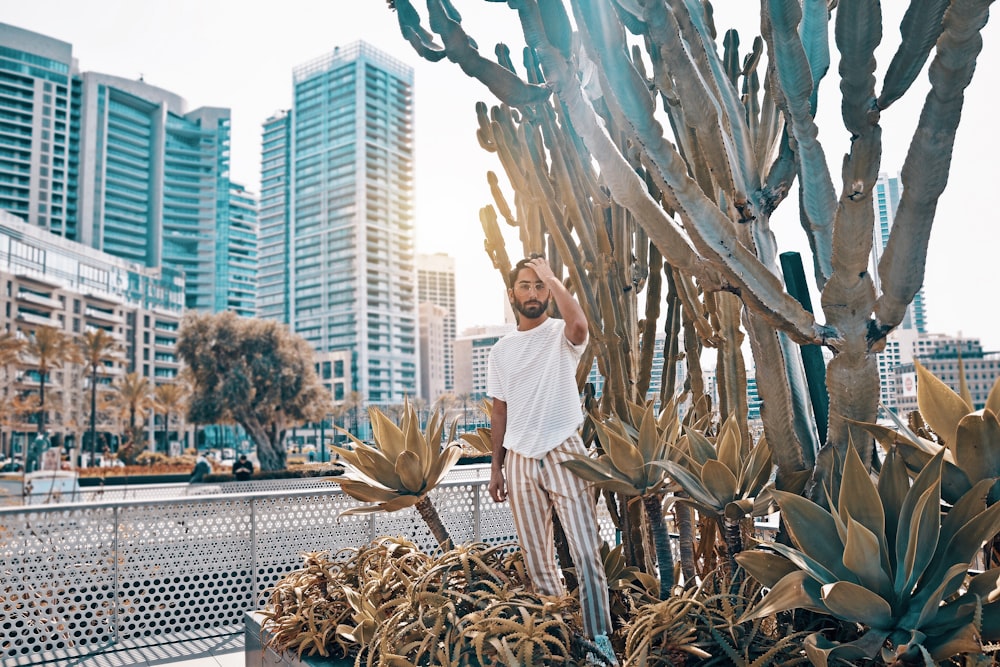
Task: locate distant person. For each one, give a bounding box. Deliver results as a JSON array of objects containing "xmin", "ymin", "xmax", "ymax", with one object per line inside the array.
[
  {"xmin": 232, "ymin": 454, "xmax": 254, "ymax": 481},
  {"xmin": 189, "ymin": 454, "xmax": 211, "ymax": 483}
]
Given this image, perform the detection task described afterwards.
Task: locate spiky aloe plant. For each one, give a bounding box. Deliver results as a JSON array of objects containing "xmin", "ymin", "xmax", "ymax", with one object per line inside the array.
[
  {"xmin": 331, "ymin": 399, "xmax": 461, "ymax": 550},
  {"xmin": 736, "ymin": 444, "xmax": 1000, "ymax": 666},
  {"xmin": 561, "ymin": 400, "xmax": 683, "ymax": 599},
  {"xmin": 657, "ymin": 415, "xmax": 775, "ymax": 564}
]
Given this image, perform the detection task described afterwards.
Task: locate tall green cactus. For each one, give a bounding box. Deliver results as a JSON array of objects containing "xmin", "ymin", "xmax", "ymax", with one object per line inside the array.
[{"xmin": 389, "ymin": 0, "xmax": 993, "ymax": 496}]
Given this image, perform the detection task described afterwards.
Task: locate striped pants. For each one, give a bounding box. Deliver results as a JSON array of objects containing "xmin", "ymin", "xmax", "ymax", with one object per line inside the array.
[{"xmin": 505, "ymin": 433, "xmax": 612, "ymax": 637}]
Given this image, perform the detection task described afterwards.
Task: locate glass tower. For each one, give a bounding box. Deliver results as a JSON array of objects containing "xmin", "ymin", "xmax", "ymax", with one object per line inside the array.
[
  {"xmin": 222, "ymin": 181, "xmax": 258, "ymax": 317},
  {"xmin": 0, "ymin": 23, "xmax": 80, "ymax": 239},
  {"xmin": 77, "ymin": 72, "xmax": 234, "ymax": 311},
  {"xmin": 260, "ymin": 42, "xmax": 417, "ymax": 405},
  {"xmin": 1, "ymin": 22, "xmax": 257, "ymax": 316},
  {"xmin": 258, "ymin": 111, "xmax": 291, "ymax": 323},
  {"xmin": 872, "ymin": 171, "xmax": 929, "ymax": 414}
]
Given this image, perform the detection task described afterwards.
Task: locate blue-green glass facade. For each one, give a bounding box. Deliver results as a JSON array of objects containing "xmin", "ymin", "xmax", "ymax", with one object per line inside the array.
[
  {"xmin": 258, "ymin": 111, "xmax": 290, "ymax": 323},
  {"xmin": 0, "ymin": 23, "xmax": 79, "ymax": 239},
  {"xmin": 78, "ymin": 73, "xmax": 240, "ymax": 312},
  {"xmin": 260, "ymin": 42, "xmax": 417, "ymax": 404},
  {"xmin": 222, "ymin": 181, "xmax": 258, "ymax": 317},
  {"xmin": 1, "ymin": 23, "xmax": 256, "ymax": 315}
]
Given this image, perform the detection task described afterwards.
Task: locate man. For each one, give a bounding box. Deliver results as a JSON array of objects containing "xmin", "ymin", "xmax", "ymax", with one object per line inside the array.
[
  {"xmin": 189, "ymin": 453, "xmax": 211, "ymax": 483},
  {"xmin": 232, "ymin": 454, "xmax": 254, "ymax": 481},
  {"xmin": 487, "ymin": 255, "xmax": 617, "ymax": 666}
]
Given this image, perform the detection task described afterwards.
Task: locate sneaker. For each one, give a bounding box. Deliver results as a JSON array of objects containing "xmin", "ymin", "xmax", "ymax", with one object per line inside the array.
[{"xmin": 586, "ymin": 634, "xmax": 618, "ymax": 666}]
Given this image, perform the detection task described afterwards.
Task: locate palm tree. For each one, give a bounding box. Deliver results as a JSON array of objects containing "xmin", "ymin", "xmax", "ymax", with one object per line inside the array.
[
  {"xmin": 0, "ymin": 333, "xmax": 26, "ymax": 459},
  {"xmin": 152, "ymin": 382, "xmax": 187, "ymax": 454},
  {"xmin": 111, "ymin": 372, "xmax": 152, "ymax": 462},
  {"xmin": 0, "ymin": 332, "xmax": 24, "ymax": 368},
  {"xmin": 343, "ymin": 391, "xmax": 363, "ymax": 438},
  {"xmin": 78, "ymin": 329, "xmax": 120, "ymax": 467},
  {"xmin": 25, "ymin": 326, "xmax": 79, "ymax": 437}
]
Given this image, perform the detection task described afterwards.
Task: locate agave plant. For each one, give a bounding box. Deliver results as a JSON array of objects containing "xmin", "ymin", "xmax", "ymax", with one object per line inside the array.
[
  {"xmin": 736, "ymin": 444, "xmax": 1000, "ymax": 666},
  {"xmin": 330, "ymin": 399, "xmax": 461, "ymax": 550},
  {"xmin": 856, "ymin": 360, "xmax": 1000, "ymax": 570},
  {"xmin": 657, "ymin": 415, "xmax": 775, "ymax": 563},
  {"xmin": 458, "ymin": 398, "xmax": 494, "ymax": 454},
  {"xmin": 859, "ymin": 360, "xmax": 1000, "ymax": 503},
  {"xmin": 561, "ymin": 400, "xmax": 684, "ymax": 599}
]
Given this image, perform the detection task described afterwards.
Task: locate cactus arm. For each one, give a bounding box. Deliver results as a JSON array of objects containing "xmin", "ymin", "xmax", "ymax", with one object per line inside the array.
[
  {"xmin": 652, "ymin": 1, "xmax": 755, "ymax": 196},
  {"xmin": 878, "ymin": 0, "xmax": 951, "ymax": 109},
  {"xmin": 875, "ymin": 0, "xmax": 993, "ymax": 332},
  {"xmin": 762, "ymin": 0, "xmax": 838, "ymax": 288},
  {"xmin": 636, "ymin": 243, "xmax": 663, "ymax": 400},
  {"xmin": 392, "ymin": 0, "xmax": 448, "ymax": 61},
  {"xmin": 800, "ymin": 0, "xmax": 832, "ymax": 115},
  {"xmin": 675, "ymin": 0, "xmax": 759, "ymax": 191},
  {"xmin": 815, "ymin": 0, "xmax": 884, "ymax": 463},
  {"xmin": 397, "ymin": 0, "xmax": 552, "ymax": 106},
  {"xmin": 479, "ymin": 205, "xmax": 513, "ymax": 283},
  {"xmin": 516, "ymin": 0, "xmax": 829, "ymax": 344}
]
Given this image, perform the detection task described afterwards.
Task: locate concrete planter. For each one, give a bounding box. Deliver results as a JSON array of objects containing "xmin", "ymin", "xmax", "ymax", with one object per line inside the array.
[{"xmin": 244, "ymin": 612, "xmax": 352, "ymax": 667}]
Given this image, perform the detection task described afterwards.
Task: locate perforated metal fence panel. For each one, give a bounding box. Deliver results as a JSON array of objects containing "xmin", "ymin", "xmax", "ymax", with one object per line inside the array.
[{"xmin": 0, "ymin": 479, "xmax": 615, "ymax": 666}]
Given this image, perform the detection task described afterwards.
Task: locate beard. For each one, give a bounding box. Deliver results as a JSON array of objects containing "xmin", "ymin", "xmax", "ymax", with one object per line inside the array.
[{"xmin": 513, "ymin": 295, "xmax": 549, "ymax": 320}]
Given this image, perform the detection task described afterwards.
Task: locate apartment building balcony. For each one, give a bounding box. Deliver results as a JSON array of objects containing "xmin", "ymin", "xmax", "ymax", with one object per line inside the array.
[
  {"xmin": 84, "ymin": 307, "xmax": 124, "ymax": 325},
  {"xmin": 16, "ymin": 310, "xmax": 57, "ymax": 327},
  {"xmin": 83, "ymin": 290, "xmax": 120, "ymax": 305},
  {"xmin": 13, "ymin": 271, "xmax": 61, "ymax": 289},
  {"xmin": 16, "ymin": 290, "xmax": 61, "ymax": 309}
]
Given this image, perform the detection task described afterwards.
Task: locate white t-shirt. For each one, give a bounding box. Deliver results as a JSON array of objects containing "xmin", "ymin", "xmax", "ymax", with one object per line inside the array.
[{"xmin": 487, "ymin": 317, "xmax": 587, "ymax": 459}]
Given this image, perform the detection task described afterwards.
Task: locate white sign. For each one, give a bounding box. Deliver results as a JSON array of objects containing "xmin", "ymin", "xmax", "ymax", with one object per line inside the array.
[{"xmin": 901, "ymin": 372, "xmax": 917, "ymax": 398}]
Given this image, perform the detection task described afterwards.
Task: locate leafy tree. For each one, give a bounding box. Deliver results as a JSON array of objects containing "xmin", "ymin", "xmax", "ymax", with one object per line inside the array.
[
  {"xmin": 25, "ymin": 325, "xmax": 79, "ymax": 437},
  {"xmin": 176, "ymin": 311, "xmax": 331, "ymax": 471},
  {"xmin": 78, "ymin": 329, "xmax": 121, "ymax": 467}
]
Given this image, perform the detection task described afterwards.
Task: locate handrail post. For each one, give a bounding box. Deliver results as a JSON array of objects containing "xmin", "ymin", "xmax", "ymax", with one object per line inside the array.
[
  {"xmin": 250, "ymin": 497, "xmax": 258, "ymax": 609},
  {"xmin": 113, "ymin": 505, "xmax": 120, "ymax": 646},
  {"xmin": 473, "ymin": 483, "xmax": 481, "ymax": 542}
]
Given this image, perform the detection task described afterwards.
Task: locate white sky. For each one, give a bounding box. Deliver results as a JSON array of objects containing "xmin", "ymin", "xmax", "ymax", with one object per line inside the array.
[{"xmin": 5, "ymin": 1, "xmax": 998, "ymax": 351}]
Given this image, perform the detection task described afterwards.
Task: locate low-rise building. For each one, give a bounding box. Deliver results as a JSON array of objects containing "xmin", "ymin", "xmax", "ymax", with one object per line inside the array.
[{"xmin": 0, "ymin": 211, "xmax": 184, "ymax": 458}]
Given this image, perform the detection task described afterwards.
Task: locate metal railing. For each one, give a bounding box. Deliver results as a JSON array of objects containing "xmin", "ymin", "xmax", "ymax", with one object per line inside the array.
[{"xmin": 0, "ymin": 475, "xmax": 613, "ymax": 666}]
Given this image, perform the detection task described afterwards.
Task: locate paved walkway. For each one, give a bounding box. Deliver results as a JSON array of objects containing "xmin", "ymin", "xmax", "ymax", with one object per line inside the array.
[{"xmin": 60, "ymin": 635, "xmax": 244, "ymax": 667}]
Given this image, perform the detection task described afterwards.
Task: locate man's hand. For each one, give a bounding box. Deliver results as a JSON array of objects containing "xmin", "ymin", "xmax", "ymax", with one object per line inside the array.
[
  {"xmin": 489, "ymin": 467, "xmax": 507, "ymax": 503},
  {"xmin": 526, "ymin": 256, "xmax": 557, "ymax": 285}
]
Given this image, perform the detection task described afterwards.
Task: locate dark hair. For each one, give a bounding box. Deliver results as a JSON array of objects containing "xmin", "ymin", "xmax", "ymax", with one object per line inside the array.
[{"xmin": 508, "ymin": 253, "xmax": 544, "ymax": 288}]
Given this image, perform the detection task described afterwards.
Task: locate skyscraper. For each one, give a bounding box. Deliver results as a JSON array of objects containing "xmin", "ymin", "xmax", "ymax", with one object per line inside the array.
[
  {"xmin": 77, "ymin": 72, "xmax": 233, "ymax": 312},
  {"xmin": 259, "ymin": 42, "xmax": 417, "ymax": 405},
  {"xmin": 417, "ymin": 252, "xmax": 456, "ymax": 393},
  {"xmin": 1, "ymin": 23, "xmax": 257, "ymax": 316},
  {"xmin": 0, "ymin": 24, "xmax": 79, "ymax": 239},
  {"xmin": 222, "ymin": 181, "xmax": 258, "ymax": 318},
  {"xmin": 258, "ymin": 111, "xmax": 291, "ymax": 324}
]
